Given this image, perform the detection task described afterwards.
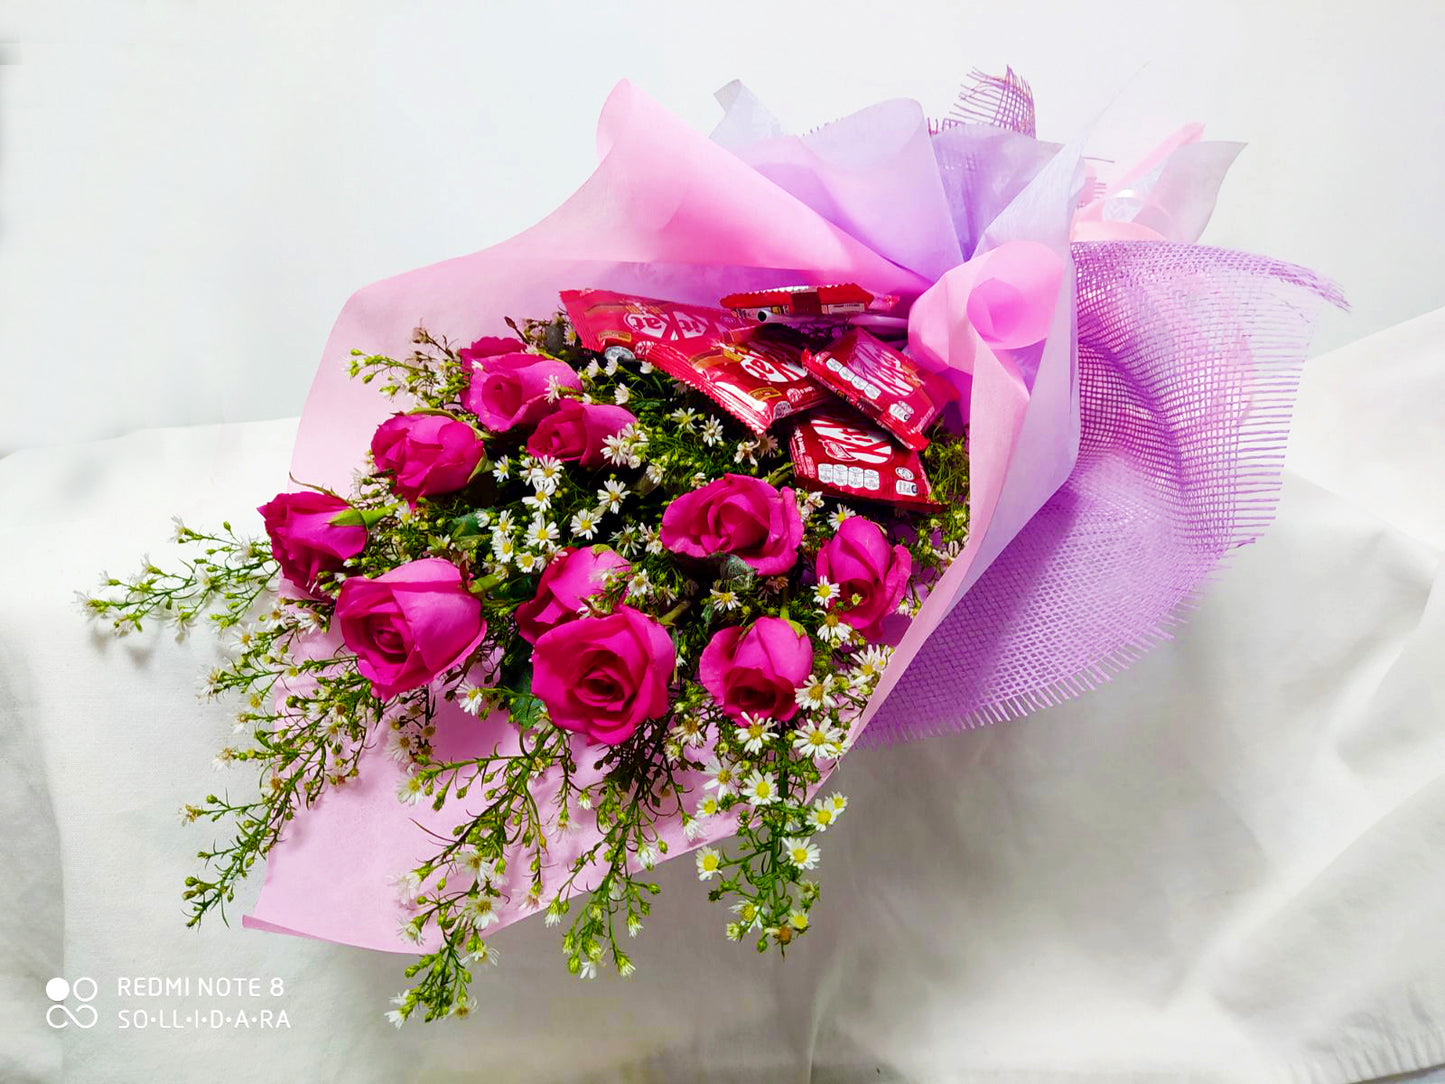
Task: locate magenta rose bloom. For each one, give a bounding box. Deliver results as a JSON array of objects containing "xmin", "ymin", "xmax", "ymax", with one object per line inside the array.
[
  {"xmin": 257, "ymin": 490, "xmax": 368, "ymax": 596},
  {"xmin": 514, "ymin": 546, "xmax": 631, "ymax": 645},
  {"xmin": 525, "ymin": 400, "xmax": 636, "ymax": 468},
  {"xmin": 335, "ymin": 557, "xmax": 487, "ymax": 699},
  {"xmin": 815, "ymin": 516, "xmax": 913, "ymax": 641},
  {"xmin": 699, "ymin": 617, "xmax": 813, "ymax": 723},
  {"xmin": 370, "ymin": 413, "xmax": 486, "ymax": 503},
  {"xmin": 462, "ymin": 352, "xmax": 581, "ymax": 432},
  {"xmin": 659, "ymin": 474, "xmax": 803, "ymax": 575},
  {"xmin": 530, "ymin": 607, "xmax": 675, "ymax": 745},
  {"xmin": 457, "ymin": 335, "xmax": 524, "ymax": 365}
]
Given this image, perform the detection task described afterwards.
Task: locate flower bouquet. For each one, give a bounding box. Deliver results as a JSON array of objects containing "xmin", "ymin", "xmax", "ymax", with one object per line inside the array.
[{"xmin": 84, "ymin": 71, "xmax": 1342, "ymax": 1024}]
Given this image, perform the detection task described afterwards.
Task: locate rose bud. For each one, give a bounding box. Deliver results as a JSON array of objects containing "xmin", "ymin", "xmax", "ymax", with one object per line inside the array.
[
  {"xmin": 530, "ymin": 607, "xmax": 675, "ymax": 745},
  {"xmin": 370, "ymin": 413, "xmax": 486, "ymax": 503},
  {"xmin": 462, "ymin": 352, "xmax": 581, "ymax": 432},
  {"xmin": 335, "ymin": 557, "xmax": 487, "ymax": 699},
  {"xmin": 815, "ymin": 516, "xmax": 912, "ymax": 641},
  {"xmin": 659, "ymin": 473, "xmax": 803, "ymax": 575},
  {"xmin": 699, "ymin": 617, "xmax": 814, "ymax": 723},
  {"xmin": 457, "ymin": 335, "xmax": 525, "ymax": 365},
  {"xmin": 514, "ymin": 546, "xmax": 630, "ymax": 644},
  {"xmin": 257, "ymin": 490, "xmax": 368, "ymax": 596},
  {"xmin": 525, "ymin": 400, "xmax": 636, "ymax": 469}
]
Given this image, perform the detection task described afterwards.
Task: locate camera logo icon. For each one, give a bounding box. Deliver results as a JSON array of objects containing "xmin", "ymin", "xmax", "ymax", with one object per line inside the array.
[{"xmin": 46, "ymin": 977, "xmax": 98, "ymax": 1029}]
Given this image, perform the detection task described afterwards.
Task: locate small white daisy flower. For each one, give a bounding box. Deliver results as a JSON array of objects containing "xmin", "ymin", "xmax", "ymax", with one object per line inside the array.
[
  {"xmin": 455, "ymin": 847, "xmax": 497, "ymax": 886},
  {"xmin": 795, "ymin": 674, "xmax": 838, "ymax": 713},
  {"xmin": 645, "ymin": 462, "xmax": 665, "ymax": 485},
  {"xmin": 462, "ymin": 893, "xmax": 500, "ymax": 929},
  {"xmin": 782, "ymin": 837, "xmax": 821, "ymax": 870},
  {"xmin": 730, "ymin": 899, "xmax": 762, "ymax": 930},
  {"xmin": 396, "ymin": 773, "xmax": 425, "ymax": 806},
  {"xmin": 695, "ymin": 846, "xmax": 723, "ymax": 881},
  {"xmin": 599, "ymin": 479, "xmax": 627, "ymax": 512},
  {"xmin": 670, "ymin": 407, "xmax": 697, "ymax": 431},
  {"xmin": 816, "ymin": 611, "xmax": 853, "ymax": 645},
  {"xmin": 570, "ymin": 508, "xmax": 600, "ymax": 539},
  {"xmin": 457, "ymin": 680, "xmax": 488, "ymax": 716},
  {"xmin": 793, "ymin": 722, "xmax": 845, "ymax": 759},
  {"xmin": 829, "ymin": 793, "xmax": 849, "ymax": 816},
  {"xmin": 808, "ymin": 798, "xmax": 840, "ymax": 831},
  {"xmin": 827, "ymin": 506, "xmax": 855, "ymax": 531},
  {"xmin": 709, "ymin": 585, "xmax": 740, "ymax": 611},
  {"xmin": 734, "ymin": 440, "xmax": 758, "ymax": 466},
  {"xmin": 614, "ymin": 383, "xmax": 631, "ymax": 405},
  {"xmin": 738, "ymin": 713, "xmax": 775, "ymax": 754},
  {"xmin": 525, "ymin": 517, "xmax": 560, "ymax": 550},
  {"xmin": 544, "ymin": 374, "xmax": 564, "ymax": 403},
  {"xmin": 695, "ymin": 793, "xmax": 723, "ymax": 819},
  {"xmin": 397, "ymin": 915, "xmax": 423, "ymax": 944},
  {"xmin": 741, "ymin": 770, "xmax": 779, "ymax": 807},
  {"xmin": 514, "ymin": 551, "xmax": 542, "ymax": 574},
  {"xmin": 702, "ymin": 758, "xmax": 736, "ymax": 797},
  {"xmin": 700, "ymin": 418, "xmax": 724, "ymax": 446},
  {"xmin": 813, "ymin": 577, "xmax": 841, "ymax": 607},
  {"xmin": 390, "ymin": 870, "xmax": 423, "ymax": 906},
  {"xmin": 490, "ymin": 532, "xmax": 517, "ymax": 565}
]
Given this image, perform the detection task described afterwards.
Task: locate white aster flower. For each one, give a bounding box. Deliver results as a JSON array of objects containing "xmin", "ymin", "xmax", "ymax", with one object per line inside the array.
[
  {"xmin": 491, "ymin": 531, "xmax": 517, "ymax": 565},
  {"xmin": 829, "ymin": 793, "xmax": 849, "ymax": 816},
  {"xmin": 738, "ymin": 713, "xmax": 775, "ymax": 754},
  {"xmin": 636, "ymin": 841, "xmax": 658, "ymax": 869},
  {"xmin": 851, "ymin": 645, "xmax": 892, "ymax": 686},
  {"xmin": 457, "ymin": 680, "xmax": 488, "ymax": 716},
  {"xmin": 682, "ymin": 815, "xmax": 703, "ymax": 841},
  {"xmin": 455, "ymin": 847, "xmax": 497, "ymax": 886},
  {"xmin": 578, "ymin": 959, "xmax": 598, "ymax": 980},
  {"xmin": 390, "ymin": 870, "xmax": 423, "ymax": 906},
  {"xmin": 702, "ymin": 758, "xmax": 736, "ymax": 797},
  {"xmin": 741, "ymin": 770, "xmax": 780, "ymax": 807},
  {"xmin": 709, "ymin": 585, "xmax": 740, "ymax": 611},
  {"xmin": 788, "ymin": 909, "xmax": 810, "ymax": 931},
  {"xmin": 700, "ymin": 418, "xmax": 724, "ymax": 446},
  {"xmin": 795, "ymin": 674, "xmax": 838, "ymax": 713},
  {"xmin": 396, "ymin": 772, "xmax": 425, "ymax": 806},
  {"xmin": 813, "ymin": 577, "xmax": 841, "ymax": 607},
  {"xmin": 385, "ymin": 1008, "xmax": 406, "ymax": 1028},
  {"xmin": 808, "ymin": 797, "xmax": 840, "ymax": 831},
  {"xmin": 462, "ymin": 893, "xmax": 500, "ymax": 929},
  {"xmin": 584, "ymin": 358, "xmax": 601, "ymax": 378},
  {"xmin": 782, "ymin": 837, "xmax": 821, "ymax": 870},
  {"xmin": 532, "ymin": 455, "xmax": 565, "ymax": 492},
  {"xmin": 730, "ymin": 899, "xmax": 762, "ymax": 930},
  {"xmin": 514, "ymin": 551, "xmax": 542, "ymax": 574},
  {"xmin": 493, "ymin": 509, "xmax": 515, "ymax": 533},
  {"xmin": 614, "ymin": 383, "xmax": 631, "ymax": 405},
  {"xmin": 671, "ymin": 715, "xmax": 707, "ymax": 748},
  {"xmin": 670, "ymin": 407, "xmax": 697, "ymax": 431},
  {"xmin": 449, "ymin": 997, "xmax": 478, "ymax": 1020},
  {"xmin": 757, "ymin": 433, "xmax": 780, "ymax": 456},
  {"xmin": 816, "ymin": 611, "xmax": 853, "ymax": 645},
  {"xmin": 641, "ymin": 526, "xmax": 664, "ymax": 555},
  {"xmin": 603, "ymin": 355, "xmax": 620, "ymax": 376},
  {"xmin": 645, "ymin": 462, "xmax": 665, "ymax": 485},
  {"xmin": 734, "ymin": 440, "xmax": 758, "ymax": 466},
  {"xmin": 570, "ymin": 507, "xmax": 600, "ymax": 540},
  {"xmin": 544, "ymin": 374, "xmax": 565, "ymax": 403},
  {"xmin": 398, "ymin": 916, "xmax": 423, "ymax": 944},
  {"xmin": 793, "ymin": 722, "xmax": 845, "ymax": 759},
  {"xmin": 695, "ymin": 793, "xmax": 723, "ymax": 819},
  {"xmin": 385, "ymin": 728, "xmax": 419, "ymax": 764},
  {"xmin": 525, "ymin": 516, "xmax": 560, "ymax": 550},
  {"xmin": 695, "ymin": 846, "xmax": 723, "ymax": 880},
  {"xmin": 827, "ymin": 506, "xmax": 855, "ymax": 531},
  {"xmin": 467, "ymin": 941, "xmax": 501, "ymax": 967},
  {"xmin": 599, "ymin": 479, "xmax": 627, "ymax": 512},
  {"xmin": 625, "ymin": 569, "xmax": 649, "ymax": 599}
]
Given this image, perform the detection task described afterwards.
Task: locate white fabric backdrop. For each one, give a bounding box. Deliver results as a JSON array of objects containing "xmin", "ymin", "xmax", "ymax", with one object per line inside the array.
[
  {"xmin": 2, "ymin": 299, "xmax": 1443, "ymax": 1079},
  {"xmin": 5, "ymin": 0, "xmax": 1444, "ymax": 455}
]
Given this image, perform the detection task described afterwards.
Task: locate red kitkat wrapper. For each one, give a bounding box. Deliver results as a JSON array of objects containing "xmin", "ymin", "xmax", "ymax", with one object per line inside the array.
[
  {"xmin": 636, "ymin": 334, "xmax": 832, "ymax": 434},
  {"xmin": 803, "ymin": 328, "xmax": 955, "ymax": 450},
  {"xmin": 788, "ymin": 410, "xmax": 936, "ymax": 507},
  {"xmin": 560, "ymin": 289, "xmax": 747, "ymax": 352}
]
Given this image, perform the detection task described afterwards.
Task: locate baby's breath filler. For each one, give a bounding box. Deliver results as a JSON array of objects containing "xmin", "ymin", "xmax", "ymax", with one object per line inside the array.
[{"xmin": 84, "ymin": 304, "xmax": 969, "ymax": 1024}]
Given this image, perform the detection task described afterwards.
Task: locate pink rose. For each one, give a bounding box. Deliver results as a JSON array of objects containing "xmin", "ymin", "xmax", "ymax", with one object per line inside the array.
[
  {"xmin": 530, "ymin": 607, "xmax": 675, "ymax": 745},
  {"xmin": 815, "ymin": 516, "xmax": 913, "ymax": 641},
  {"xmin": 458, "ymin": 335, "xmax": 524, "ymax": 365},
  {"xmin": 525, "ymin": 400, "xmax": 636, "ymax": 468},
  {"xmin": 336, "ymin": 557, "xmax": 487, "ymax": 699},
  {"xmin": 462, "ymin": 352, "xmax": 581, "ymax": 432},
  {"xmin": 257, "ymin": 490, "xmax": 368, "ymax": 596},
  {"xmin": 660, "ymin": 474, "xmax": 803, "ymax": 575},
  {"xmin": 699, "ymin": 617, "xmax": 813, "ymax": 723},
  {"xmin": 370, "ymin": 413, "xmax": 486, "ymax": 503},
  {"xmin": 514, "ymin": 546, "xmax": 630, "ymax": 645}
]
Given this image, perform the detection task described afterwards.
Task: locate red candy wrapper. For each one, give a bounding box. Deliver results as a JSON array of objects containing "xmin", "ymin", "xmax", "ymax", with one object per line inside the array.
[
  {"xmin": 636, "ymin": 334, "xmax": 832, "ymax": 434},
  {"xmin": 788, "ymin": 410, "xmax": 937, "ymax": 507},
  {"xmin": 803, "ymin": 328, "xmax": 955, "ymax": 450},
  {"xmin": 561, "ymin": 289, "xmax": 747, "ymax": 352}
]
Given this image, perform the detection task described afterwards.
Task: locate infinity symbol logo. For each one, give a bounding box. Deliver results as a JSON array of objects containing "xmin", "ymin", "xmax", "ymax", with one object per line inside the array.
[{"xmin": 45, "ymin": 977, "xmax": 98, "ymax": 1029}]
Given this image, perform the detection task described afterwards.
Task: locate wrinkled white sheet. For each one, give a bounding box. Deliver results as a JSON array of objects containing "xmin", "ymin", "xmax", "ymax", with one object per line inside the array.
[{"xmin": 2, "ymin": 309, "xmax": 1443, "ymax": 1082}]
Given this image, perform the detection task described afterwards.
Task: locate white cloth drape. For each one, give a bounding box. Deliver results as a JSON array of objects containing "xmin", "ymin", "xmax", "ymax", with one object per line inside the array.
[{"xmin": 2, "ymin": 309, "xmax": 1443, "ymax": 1082}]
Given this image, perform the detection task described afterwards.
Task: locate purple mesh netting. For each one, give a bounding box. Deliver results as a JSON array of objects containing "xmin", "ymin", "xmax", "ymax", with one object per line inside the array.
[
  {"xmin": 938, "ymin": 67, "xmax": 1037, "ymax": 137},
  {"xmin": 861, "ymin": 241, "xmax": 1346, "ymax": 745}
]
